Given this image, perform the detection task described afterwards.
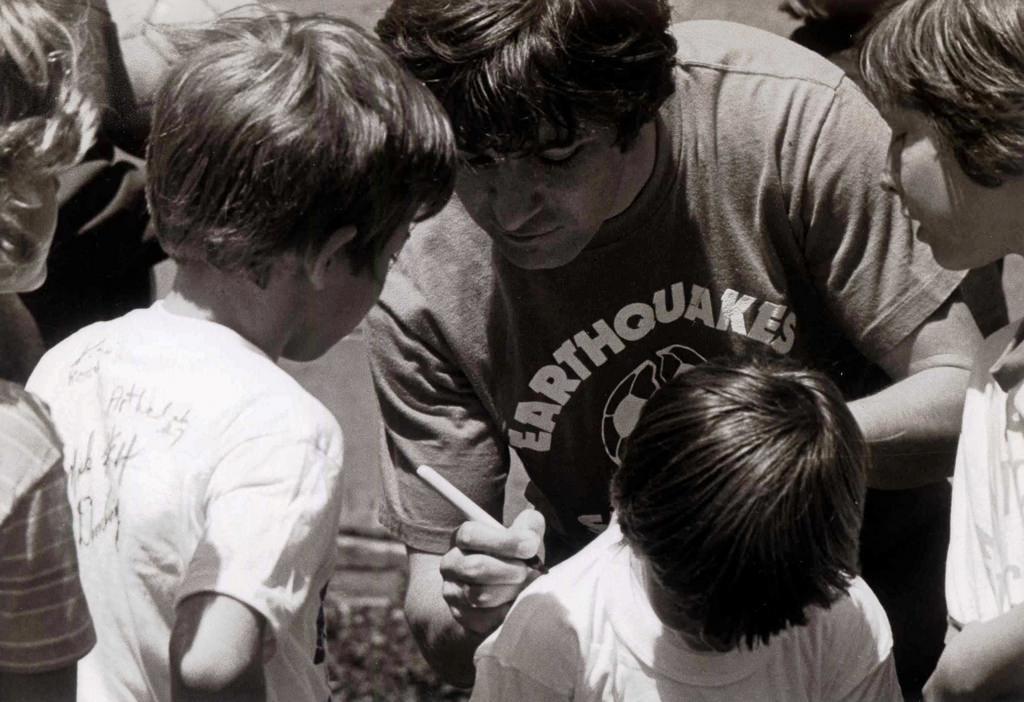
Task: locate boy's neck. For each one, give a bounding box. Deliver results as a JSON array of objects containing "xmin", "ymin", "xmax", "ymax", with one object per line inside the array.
[
  {"xmin": 634, "ymin": 553, "xmax": 721, "ymax": 653},
  {"xmin": 162, "ymin": 261, "xmax": 301, "ymax": 361}
]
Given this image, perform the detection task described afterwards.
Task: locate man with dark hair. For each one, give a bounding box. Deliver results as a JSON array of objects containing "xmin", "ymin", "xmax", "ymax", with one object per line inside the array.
[
  {"xmin": 367, "ymin": 0, "xmax": 983, "ymax": 692},
  {"xmin": 471, "ymin": 357, "xmax": 901, "ymax": 701}
]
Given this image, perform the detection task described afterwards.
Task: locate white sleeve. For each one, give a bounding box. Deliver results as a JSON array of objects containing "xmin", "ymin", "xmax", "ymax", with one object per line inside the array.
[
  {"xmin": 471, "ymin": 658, "xmax": 575, "ymax": 702},
  {"xmin": 834, "ymin": 652, "xmax": 902, "ymax": 702},
  {"xmin": 177, "ymin": 422, "xmax": 343, "ymax": 648},
  {"xmin": 827, "ymin": 579, "xmax": 904, "ymax": 702},
  {"xmin": 471, "ymin": 591, "xmax": 581, "ymax": 702}
]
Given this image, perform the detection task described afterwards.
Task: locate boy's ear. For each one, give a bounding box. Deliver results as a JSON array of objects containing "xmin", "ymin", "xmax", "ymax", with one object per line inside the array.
[{"xmin": 305, "ymin": 225, "xmax": 357, "ymax": 289}]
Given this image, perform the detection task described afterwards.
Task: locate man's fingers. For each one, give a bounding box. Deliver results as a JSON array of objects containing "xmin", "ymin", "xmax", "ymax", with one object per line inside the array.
[
  {"xmin": 454, "ymin": 509, "xmax": 545, "ymax": 561},
  {"xmin": 446, "ymin": 602, "xmax": 513, "ymax": 635},
  {"xmin": 439, "ymin": 549, "xmax": 531, "ymax": 585},
  {"xmin": 510, "ymin": 508, "xmax": 545, "ymax": 538},
  {"xmin": 441, "ymin": 579, "xmax": 526, "ymax": 610}
]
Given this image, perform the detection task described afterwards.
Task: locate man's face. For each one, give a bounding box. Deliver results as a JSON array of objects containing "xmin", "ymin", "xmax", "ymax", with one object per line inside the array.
[
  {"xmin": 455, "ymin": 123, "xmax": 648, "ymax": 270},
  {"xmin": 880, "ymin": 106, "xmax": 1024, "ymax": 270}
]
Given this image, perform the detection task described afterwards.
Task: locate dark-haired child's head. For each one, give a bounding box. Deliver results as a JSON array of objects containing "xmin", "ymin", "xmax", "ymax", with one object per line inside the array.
[
  {"xmin": 859, "ymin": 0, "xmax": 1024, "ymax": 270},
  {"xmin": 612, "ymin": 357, "xmax": 868, "ymax": 651},
  {"xmin": 147, "ymin": 11, "xmax": 456, "ymax": 287},
  {"xmin": 376, "ymin": 0, "xmax": 677, "ymax": 157},
  {"xmin": 0, "ymin": 0, "xmax": 98, "ymax": 292}
]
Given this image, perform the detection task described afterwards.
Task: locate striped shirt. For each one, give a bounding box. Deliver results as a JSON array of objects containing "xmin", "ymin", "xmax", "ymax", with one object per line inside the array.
[{"xmin": 0, "ymin": 381, "xmax": 94, "ymax": 673}]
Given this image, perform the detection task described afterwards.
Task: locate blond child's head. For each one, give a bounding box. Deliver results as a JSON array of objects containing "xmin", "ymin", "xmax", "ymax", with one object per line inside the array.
[
  {"xmin": 0, "ymin": 0, "xmax": 98, "ymax": 292},
  {"xmin": 860, "ymin": 0, "xmax": 1024, "ymax": 269}
]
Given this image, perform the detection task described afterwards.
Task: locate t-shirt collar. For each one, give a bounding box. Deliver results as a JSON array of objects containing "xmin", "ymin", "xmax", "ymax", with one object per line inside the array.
[{"xmin": 601, "ymin": 526, "xmax": 770, "ymax": 685}]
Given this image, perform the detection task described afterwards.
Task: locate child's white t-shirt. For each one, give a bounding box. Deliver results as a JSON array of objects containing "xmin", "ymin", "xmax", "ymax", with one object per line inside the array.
[
  {"xmin": 472, "ymin": 522, "xmax": 901, "ymax": 702},
  {"xmin": 27, "ymin": 301, "xmax": 344, "ymax": 702},
  {"xmin": 946, "ymin": 319, "xmax": 1024, "ymax": 625}
]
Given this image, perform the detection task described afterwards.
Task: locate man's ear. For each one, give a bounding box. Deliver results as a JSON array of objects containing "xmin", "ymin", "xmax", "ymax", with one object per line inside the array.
[{"xmin": 305, "ymin": 225, "xmax": 357, "ymax": 290}]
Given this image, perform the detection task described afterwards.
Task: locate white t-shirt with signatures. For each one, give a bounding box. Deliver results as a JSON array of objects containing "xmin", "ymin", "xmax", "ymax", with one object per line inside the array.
[{"xmin": 28, "ymin": 301, "xmax": 344, "ymax": 702}]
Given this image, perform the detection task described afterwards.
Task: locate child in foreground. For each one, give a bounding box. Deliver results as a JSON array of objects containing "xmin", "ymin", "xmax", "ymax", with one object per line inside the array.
[
  {"xmin": 27, "ymin": 10, "xmax": 454, "ymax": 701},
  {"xmin": 471, "ymin": 358, "xmax": 901, "ymax": 701},
  {"xmin": 0, "ymin": 1, "xmax": 98, "ymax": 700},
  {"xmin": 860, "ymin": 1, "xmax": 1024, "ymax": 699}
]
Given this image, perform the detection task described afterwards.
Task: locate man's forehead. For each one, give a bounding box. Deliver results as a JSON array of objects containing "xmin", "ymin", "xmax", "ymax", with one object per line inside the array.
[{"xmin": 457, "ymin": 122, "xmax": 608, "ymax": 158}]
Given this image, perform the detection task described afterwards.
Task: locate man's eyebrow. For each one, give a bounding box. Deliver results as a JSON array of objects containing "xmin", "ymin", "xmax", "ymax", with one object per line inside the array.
[{"xmin": 455, "ymin": 133, "xmax": 591, "ymax": 161}]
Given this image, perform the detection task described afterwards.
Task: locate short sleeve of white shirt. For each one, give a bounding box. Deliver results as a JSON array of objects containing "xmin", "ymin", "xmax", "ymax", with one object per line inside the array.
[
  {"xmin": 177, "ymin": 422, "xmax": 342, "ymax": 648},
  {"xmin": 824, "ymin": 578, "xmax": 902, "ymax": 702},
  {"xmin": 472, "ymin": 589, "xmax": 582, "ymax": 702}
]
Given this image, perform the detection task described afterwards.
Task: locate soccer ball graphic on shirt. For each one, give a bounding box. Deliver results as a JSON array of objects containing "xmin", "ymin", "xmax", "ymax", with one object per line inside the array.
[{"xmin": 601, "ymin": 344, "xmax": 706, "ymax": 465}]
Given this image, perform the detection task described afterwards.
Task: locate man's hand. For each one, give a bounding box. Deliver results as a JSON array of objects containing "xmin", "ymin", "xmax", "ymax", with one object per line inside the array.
[
  {"xmin": 402, "ymin": 510, "xmax": 546, "ymax": 687},
  {"xmin": 440, "ymin": 509, "xmax": 546, "ymax": 635}
]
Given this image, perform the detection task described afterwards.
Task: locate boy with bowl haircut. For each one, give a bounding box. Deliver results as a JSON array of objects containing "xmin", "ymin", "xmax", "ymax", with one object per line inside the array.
[
  {"xmin": 0, "ymin": 0, "xmax": 99, "ymax": 699},
  {"xmin": 471, "ymin": 358, "xmax": 901, "ymax": 701},
  {"xmin": 27, "ymin": 10, "xmax": 455, "ymax": 701},
  {"xmin": 859, "ymin": 1, "xmax": 1024, "ymax": 699}
]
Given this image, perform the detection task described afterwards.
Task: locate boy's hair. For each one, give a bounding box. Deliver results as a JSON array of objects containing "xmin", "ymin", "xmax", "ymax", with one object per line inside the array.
[
  {"xmin": 860, "ymin": 0, "xmax": 1024, "ymax": 187},
  {"xmin": 375, "ymin": 0, "xmax": 678, "ymax": 156},
  {"xmin": 612, "ymin": 357, "xmax": 868, "ymax": 651},
  {"xmin": 147, "ymin": 11, "xmax": 456, "ymax": 285},
  {"xmin": 0, "ymin": 0, "xmax": 98, "ymax": 242}
]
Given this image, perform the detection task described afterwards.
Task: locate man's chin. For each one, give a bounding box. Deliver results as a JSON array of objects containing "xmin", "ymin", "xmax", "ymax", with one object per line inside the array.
[{"xmin": 493, "ymin": 238, "xmax": 585, "ymax": 270}]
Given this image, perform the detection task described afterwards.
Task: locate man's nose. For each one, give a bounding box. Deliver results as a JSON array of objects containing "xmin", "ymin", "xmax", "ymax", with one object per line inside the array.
[{"xmin": 489, "ymin": 163, "xmax": 543, "ymax": 232}]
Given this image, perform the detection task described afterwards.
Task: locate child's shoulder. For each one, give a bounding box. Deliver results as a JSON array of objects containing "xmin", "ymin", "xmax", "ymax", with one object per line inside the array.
[
  {"xmin": 808, "ymin": 576, "xmax": 893, "ymax": 659},
  {"xmin": 0, "ymin": 381, "xmax": 62, "ymax": 521},
  {"xmin": 498, "ymin": 522, "xmax": 630, "ymax": 637},
  {"xmin": 530, "ymin": 522, "xmax": 629, "ymax": 594},
  {"xmin": 473, "ymin": 527, "xmax": 627, "ymax": 690},
  {"xmin": 30, "ymin": 303, "xmax": 342, "ymax": 447}
]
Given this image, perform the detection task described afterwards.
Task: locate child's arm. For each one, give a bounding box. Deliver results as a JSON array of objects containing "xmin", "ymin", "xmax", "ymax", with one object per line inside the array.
[
  {"xmin": 169, "ymin": 592, "xmax": 266, "ymax": 702},
  {"xmin": 923, "ymin": 608, "xmax": 1024, "ymax": 701}
]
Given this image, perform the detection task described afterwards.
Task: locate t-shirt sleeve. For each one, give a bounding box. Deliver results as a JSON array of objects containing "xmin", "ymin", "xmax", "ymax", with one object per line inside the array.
[
  {"xmin": 799, "ymin": 76, "xmax": 965, "ymax": 357},
  {"xmin": 471, "ymin": 590, "xmax": 580, "ymax": 702},
  {"xmin": 0, "ymin": 460, "xmax": 95, "ymax": 673},
  {"xmin": 177, "ymin": 418, "xmax": 343, "ymax": 649},
  {"xmin": 367, "ymin": 268, "xmax": 510, "ymax": 554},
  {"xmin": 825, "ymin": 579, "xmax": 903, "ymax": 702}
]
